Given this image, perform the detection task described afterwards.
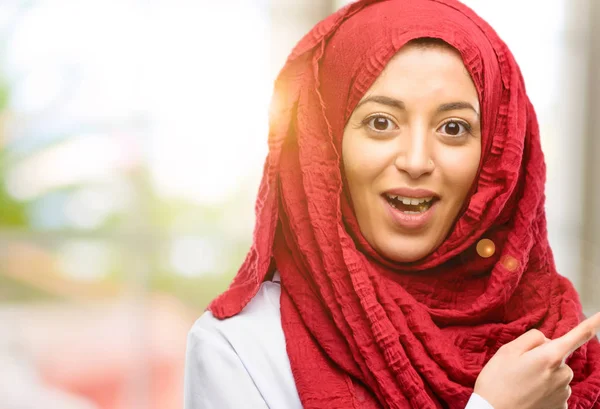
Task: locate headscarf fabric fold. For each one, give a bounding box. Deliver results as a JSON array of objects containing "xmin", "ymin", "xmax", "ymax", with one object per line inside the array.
[{"xmin": 209, "ymin": 0, "xmax": 600, "ymax": 407}]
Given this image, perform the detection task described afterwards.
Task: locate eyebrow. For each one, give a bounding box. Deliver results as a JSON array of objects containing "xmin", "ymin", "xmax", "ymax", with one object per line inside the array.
[{"xmin": 355, "ymin": 95, "xmax": 480, "ymax": 116}]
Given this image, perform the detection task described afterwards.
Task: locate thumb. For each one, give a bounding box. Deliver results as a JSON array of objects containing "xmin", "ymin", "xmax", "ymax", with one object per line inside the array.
[{"xmin": 506, "ymin": 329, "xmax": 549, "ymax": 354}]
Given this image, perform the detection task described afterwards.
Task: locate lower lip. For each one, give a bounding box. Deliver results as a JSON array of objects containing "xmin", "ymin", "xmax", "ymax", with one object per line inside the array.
[{"xmin": 382, "ymin": 196, "xmax": 437, "ymax": 230}]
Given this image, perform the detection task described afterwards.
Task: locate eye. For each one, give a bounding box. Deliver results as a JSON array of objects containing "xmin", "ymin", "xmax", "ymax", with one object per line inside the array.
[
  {"xmin": 438, "ymin": 120, "xmax": 471, "ymax": 137},
  {"xmin": 364, "ymin": 115, "xmax": 398, "ymax": 132}
]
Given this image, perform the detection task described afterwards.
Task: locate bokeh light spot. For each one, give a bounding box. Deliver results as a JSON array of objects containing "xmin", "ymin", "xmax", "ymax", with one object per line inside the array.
[
  {"xmin": 502, "ymin": 255, "xmax": 519, "ymax": 271},
  {"xmin": 476, "ymin": 239, "xmax": 496, "ymax": 258}
]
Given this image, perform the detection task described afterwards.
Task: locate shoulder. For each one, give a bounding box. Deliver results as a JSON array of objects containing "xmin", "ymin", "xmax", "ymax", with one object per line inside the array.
[
  {"xmin": 185, "ymin": 274, "xmax": 302, "ymax": 409},
  {"xmin": 188, "ymin": 276, "xmax": 286, "ymax": 376},
  {"xmin": 191, "ymin": 276, "xmax": 283, "ymax": 343}
]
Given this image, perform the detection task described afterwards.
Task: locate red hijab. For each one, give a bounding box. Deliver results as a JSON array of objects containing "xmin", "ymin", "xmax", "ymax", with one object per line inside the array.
[{"xmin": 209, "ymin": 0, "xmax": 600, "ymax": 407}]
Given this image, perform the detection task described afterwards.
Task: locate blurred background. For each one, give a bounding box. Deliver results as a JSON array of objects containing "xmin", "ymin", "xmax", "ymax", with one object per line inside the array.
[{"xmin": 0, "ymin": 0, "xmax": 598, "ymax": 408}]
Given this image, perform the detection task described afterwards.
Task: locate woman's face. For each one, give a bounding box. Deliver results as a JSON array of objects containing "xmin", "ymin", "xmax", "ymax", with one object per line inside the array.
[{"xmin": 342, "ymin": 43, "xmax": 481, "ymax": 263}]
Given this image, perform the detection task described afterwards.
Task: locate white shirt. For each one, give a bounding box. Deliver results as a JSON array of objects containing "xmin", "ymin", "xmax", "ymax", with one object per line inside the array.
[{"xmin": 184, "ymin": 273, "xmax": 495, "ymax": 409}]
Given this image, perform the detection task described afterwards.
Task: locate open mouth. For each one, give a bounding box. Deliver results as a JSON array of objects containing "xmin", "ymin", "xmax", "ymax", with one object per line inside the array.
[{"xmin": 383, "ymin": 194, "xmax": 439, "ymax": 214}]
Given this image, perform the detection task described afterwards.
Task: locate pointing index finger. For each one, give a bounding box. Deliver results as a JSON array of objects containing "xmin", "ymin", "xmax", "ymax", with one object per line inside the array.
[{"xmin": 551, "ymin": 312, "xmax": 600, "ymax": 361}]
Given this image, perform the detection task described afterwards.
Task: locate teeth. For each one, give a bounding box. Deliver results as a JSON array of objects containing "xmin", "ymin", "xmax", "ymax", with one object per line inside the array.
[{"xmin": 386, "ymin": 194, "xmax": 434, "ymax": 204}]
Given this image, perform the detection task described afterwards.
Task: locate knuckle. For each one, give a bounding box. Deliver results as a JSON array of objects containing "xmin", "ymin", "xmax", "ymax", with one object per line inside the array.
[
  {"xmin": 496, "ymin": 343, "xmax": 513, "ymax": 356},
  {"xmin": 557, "ymin": 383, "xmax": 572, "ymax": 405},
  {"xmin": 497, "ymin": 343, "xmax": 510, "ymax": 353},
  {"xmin": 565, "ymin": 366, "xmax": 574, "ymax": 384},
  {"xmin": 541, "ymin": 351, "xmax": 563, "ymax": 368},
  {"xmin": 556, "ymin": 365, "xmax": 574, "ymax": 385},
  {"xmin": 580, "ymin": 325, "xmax": 596, "ymax": 342},
  {"xmin": 586, "ymin": 328, "xmax": 597, "ymax": 341},
  {"xmin": 529, "ymin": 329, "xmax": 546, "ymax": 342}
]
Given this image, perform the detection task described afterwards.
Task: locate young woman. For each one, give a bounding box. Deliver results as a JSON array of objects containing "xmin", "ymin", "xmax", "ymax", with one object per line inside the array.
[{"xmin": 185, "ymin": 0, "xmax": 600, "ymax": 408}]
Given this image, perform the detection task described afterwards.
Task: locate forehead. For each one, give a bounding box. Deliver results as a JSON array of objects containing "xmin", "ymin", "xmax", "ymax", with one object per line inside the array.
[{"xmin": 365, "ymin": 44, "xmax": 479, "ymax": 107}]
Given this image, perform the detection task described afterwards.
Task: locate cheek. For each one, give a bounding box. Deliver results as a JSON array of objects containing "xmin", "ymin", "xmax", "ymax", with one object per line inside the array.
[
  {"xmin": 436, "ymin": 143, "xmax": 481, "ymax": 198},
  {"xmin": 343, "ymin": 132, "xmax": 395, "ymax": 185},
  {"xmin": 342, "ymin": 131, "xmax": 388, "ymax": 221}
]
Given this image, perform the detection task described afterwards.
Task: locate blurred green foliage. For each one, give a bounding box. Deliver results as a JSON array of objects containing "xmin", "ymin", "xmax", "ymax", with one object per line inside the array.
[
  {"xmin": 0, "ymin": 274, "xmax": 60, "ymax": 302},
  {"xmin": 0, "ymin": 73, "xmax": 251, "ymax": 312},
  {"xmin": 0, "ymin": 80, "xmax": 27, "ymax": 227},
  {"xmin": 151, "ymin": 270, "xmax": 236, "ymax": 313}
]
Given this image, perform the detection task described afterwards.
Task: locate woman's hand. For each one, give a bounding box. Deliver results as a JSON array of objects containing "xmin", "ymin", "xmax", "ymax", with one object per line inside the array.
[{"xmin": 474, "ymin": 312, "xmax": 600, "ymax": 409}]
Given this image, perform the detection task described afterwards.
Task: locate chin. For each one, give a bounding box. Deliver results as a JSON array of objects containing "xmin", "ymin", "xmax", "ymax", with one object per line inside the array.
[
  {"xmin": 386, "ymin": 251, "xmax": 428, "ymax": 264},
  {"xmin": 375, "ymin": 237, "xmax": 436, "ymax": 264}
]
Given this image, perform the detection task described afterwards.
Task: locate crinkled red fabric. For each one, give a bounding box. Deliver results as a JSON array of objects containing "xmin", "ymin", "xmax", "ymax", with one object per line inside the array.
[{"xmin": 209, "ymin": 0, "xmax": 600, "ymax": 408}]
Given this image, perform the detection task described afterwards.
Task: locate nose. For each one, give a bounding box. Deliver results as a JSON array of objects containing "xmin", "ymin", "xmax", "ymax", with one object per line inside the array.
[{"xmin": 394, "ymin": 124, "xmax": 435, "ymax": 179}]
